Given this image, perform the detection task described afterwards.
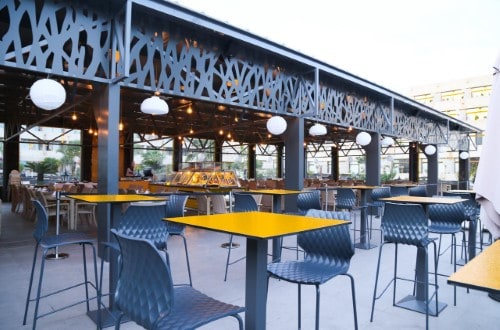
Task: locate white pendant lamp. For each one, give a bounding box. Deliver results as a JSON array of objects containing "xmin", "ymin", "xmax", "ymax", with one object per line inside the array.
[
  {"xmin": 29, "ymin": 78, "xmax": 66, "ymax": 110},
  {"xmin": 140, "ymin": 95, "xmax": 169, "ymax": 115},
  {"xmin": 459, "ymin": 151, "xmax": 469, "ymax": 160},
  {"xmin": 381, "ymin": 136, "xmax": 395, "ymax": 147},
  {"xmin": 266, "ymin": 115, "xmax": 287, "ymax": 135},
  {"xmin": 356, "ymin": 131, "xmax": 371, "ymax": 146},
  {"xmin": 424, "ymin": 145, "xmax": 436, "ymax": 155},
  {"xmin": 309, "ymin": 123, "xmax": 327, "ymax": 136}
]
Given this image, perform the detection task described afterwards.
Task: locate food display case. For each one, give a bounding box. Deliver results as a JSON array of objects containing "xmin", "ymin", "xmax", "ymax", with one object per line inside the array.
[{"xmin": 166, "ymin": 162, "xmax": 240, "ymax": 189}]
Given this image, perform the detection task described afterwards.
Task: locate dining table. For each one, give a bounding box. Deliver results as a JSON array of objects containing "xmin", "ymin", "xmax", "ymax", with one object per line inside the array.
[
  {"xmin": 165, "ymin": 211, "xmax": 350, "ymax": 330},
  {"xmin": 66, "ymin": 193, "xmax": 168, "ymax": 327},
  {"xmin": 380, "ymin": 195, "xmax": 466, "ymax": 316},
  {"xmin": 244, "ymin": 189, "xmax": 303, "ymax": 261},
  {"xmin": 349, "ymin": 185, "xmax": 379, "ymax": 249},
  {"xmin": 447, "ymin": 239, "xmax": 500, "ymax": 295}
]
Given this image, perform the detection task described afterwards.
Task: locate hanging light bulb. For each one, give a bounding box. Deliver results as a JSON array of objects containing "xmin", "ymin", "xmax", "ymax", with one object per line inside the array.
[
  {"xmin": 424, "ymin": 145, "xmax": 436, "ymax": 155},
  {"xmin": 309, "ymin": 123, "xmax": 327, "ymax": 136},
  {"xmin": 140, "ymin": 95, "xmax": 169, "ymax": 115},
  {"xmin": 71, "ymin": 111, "xmax": 77, "ymax": 121},
  {"xmin": 356, "ymin": 132, "xmax": 371, "ymax": 146},
  {"xmin": 119, "ymin": 121, "xmax": 124, "ymax": 131},
  {"xmin": 29, "ymin": 78, "xmax": 66, "ymax": 110},
  {"xmin": 266, "ymin": 115, "xmax": 287, "ymax": 135},
  {"xmin": 381, "ymin": 136, "xmax": 395, "ymax": 147}
]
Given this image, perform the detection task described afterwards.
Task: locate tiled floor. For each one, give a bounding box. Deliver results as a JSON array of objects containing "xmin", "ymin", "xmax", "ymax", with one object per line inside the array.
[{"xmin": 1, "ymin": 202, "xmax": 499, "ymax": 329}]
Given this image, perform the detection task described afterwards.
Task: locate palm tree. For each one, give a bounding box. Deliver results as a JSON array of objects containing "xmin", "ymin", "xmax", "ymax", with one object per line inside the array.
[{"xmin": 24, "ymin": 158, "xmax": 59, "ymax": 182}]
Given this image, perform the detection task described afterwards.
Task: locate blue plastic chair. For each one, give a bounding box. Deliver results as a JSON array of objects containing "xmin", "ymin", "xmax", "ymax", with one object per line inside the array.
[
  {"xmin": 267, "ymin": 209, "xmax": 358, "ymax": 330},
  {"xmin": 428, "ymin": 202, "xmax": 467, "ymax": 305},
  {"xmin": 99, "ymin": 202, "xmax": 170, "ymax": 324},
  {"xmin": 111, "ymin": 230, "xmax": 245, "ymax": 330},
  {"xmin": 296, "ymin": 190, "xmax": 322, "ymax": 215},
  {"xmin": 23, "ymin": 200, "xmax": 100, "ymax": 330},
  {"xmin": 335, "ymin": 187, "xmax": 365, "ymax": 245},
  {"xmin": 408, "ymin": 185, "xmax": 428, "ymax": 197},
  {"xmin": 366, "ymin": 186, "xmax": 391, "ymax": 243},
  {"xmin": 370, "ymin": 202, "xmax": 438, "ymax": 330},
  {"xmin": 164, "ymin": 194, "xmax": 192, "ymax": 286},
  {"xmin": 389, "ymin": 185, "xmax": 409, "ymax": 197},
  {"xmin": 224, "ymin": 193, "xmax": 259, "ymax": 281}
]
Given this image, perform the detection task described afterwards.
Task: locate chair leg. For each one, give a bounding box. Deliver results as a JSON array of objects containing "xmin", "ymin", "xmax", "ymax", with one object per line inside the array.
[
  {"xmin": 224, "ymin": 235, "xmax": 234, "ymax": 282},
  {"xmin": 346, "ymin": 274, "xmax": 359, "ymax": 330},
  {"xmin": 297, "ymin": 284, "xmax": 302, "ymax": 330},
  {"xmin": 370, "ymin": 243, "xmax": 386, "ymax": 322},
  {"xmin": 315, "ymin": 284, "xmax": 320, "ymax": 330},
  {"xmin": 23, "ymin": 243, "xmax": 40, "ymax": 325},
  {"xmin": 180, "ymin": 234, "xmax": 193, "ymax": 287}
]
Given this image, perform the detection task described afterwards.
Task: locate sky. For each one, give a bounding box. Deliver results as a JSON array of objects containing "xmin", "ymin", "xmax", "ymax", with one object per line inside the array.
[{"xmin": 176, "ymin": 0, "xmax": 500, "ymax": 95}]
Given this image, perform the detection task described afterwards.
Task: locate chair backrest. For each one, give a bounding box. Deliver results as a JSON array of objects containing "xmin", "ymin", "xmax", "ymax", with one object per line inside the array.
[
  {"xmin": 112, "ymin": 230, "xmax": 174, "ymax": 329},
  {"xmin": 165, "ymin": 194, "xmax": 188, "ymax": 218},
  {"xmin": 335, "ymin": 188, "xmax": 357, "ymax": 210},
  {"xmin": 428, "ymin": 202, "xmax": 466, "ymax": 228},
  {"xmin": 443, "ymin": 191, "xmax": 479, "ymax": 221},
  {"xmin": 211, "ymin": 194, "xmax": 228, "ymax": 214},
  {"xmin": 116, "ymin": 203, "xmax": 168, "ymax": 250},
  {"xmin": 233, "ymin": 193, "xmax": 258, "ymax": 212},
  {"xmin": 32, "ymin": 200, "xmax": 49, "ymax": 242},
  {"xmin": 297, "ymin": 190, "xmax": 322, "ymax": 214},
  {"xmin": 408, "ymin": 185, "xmax": 428, "ymax": 197},
  {"xmin": 164, "ymin": 194, "xmax": 189, "ymax": 234},
  {"xmin": 381, "ymin": 202, "xmax": 428, "ymax": 247},
  {"xmin": 389, "ymin": 185, "xmax": 409, "ymax": 197},
  {"xmin": 371, "ymin": 187, "xmax": 391, "ymax": 201},
  {"xmin": 299, "ymin": 209, "xmax": 354, "ymax": 269}
]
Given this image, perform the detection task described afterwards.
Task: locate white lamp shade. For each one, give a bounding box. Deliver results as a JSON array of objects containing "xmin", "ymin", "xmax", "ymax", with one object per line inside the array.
[
  {"xmin": 309, "ymin": 123, "xmax": 327, "ymax": 136},
  {"xmin": 356, "ymin": 131, "xmax": 371, "ymax": 146},
  {"xmin": 266, "ymin": 115, "xmax": 287, "ymax": 135},
  {"xmin": 424, "ymin": 145, "xmax": 436, "ymax": 155},
  {"xmin": 459, "ymin": 151, "xmax": 469, "ymax": 160},
  {"xmin": 140, "ymin": 96, "xmax": 169, "ymax": 115},
  {"xmin": 381, "ymin": 136, "xmax": 395, "ymax": 147},
  {"xmin": 29, "ymin": 78, "xmax": 66, "ymax": 110}
]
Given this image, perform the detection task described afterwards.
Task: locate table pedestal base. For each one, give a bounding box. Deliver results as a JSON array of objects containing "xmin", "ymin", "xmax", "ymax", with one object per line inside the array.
[
  {"xmin": 45, "ymin": 252, "xmax": 69, "ymax": 260},
  {"xmin": 395, "ymin": 295, "xmax": 447, "ymax": 316}
]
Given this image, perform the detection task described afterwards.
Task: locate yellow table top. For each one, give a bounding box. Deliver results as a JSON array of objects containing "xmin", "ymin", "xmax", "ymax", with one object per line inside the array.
[
  {"xmin": 448, "ymin": 240, "xmax": 500, "ymax": 294},
  {"xmin": 165, "ymin": 211, "xmax": 350, "ymax": 239},
  {"xmin": 66, "ymin": 194, "xmax": 167, "ymax": 203},
  {"xmin": 245, "ymin": 189, "xmax": 303, "ymax": 195},
  {"xmin": 381, "ymin": 195, "xmax": 466, "ymax": 204}
]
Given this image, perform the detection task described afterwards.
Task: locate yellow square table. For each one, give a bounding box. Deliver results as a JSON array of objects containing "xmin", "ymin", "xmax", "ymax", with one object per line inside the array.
[{"xmin": 166, "ymin": 211, "xmax": 350, "ymax": 330}]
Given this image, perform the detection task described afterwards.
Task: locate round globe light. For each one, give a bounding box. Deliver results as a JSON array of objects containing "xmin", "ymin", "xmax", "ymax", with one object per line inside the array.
[
  {"xmin": 459, "ymin": 151, "xmax": 469, "ymax": 160},
  {"xmin": 356, "ymin": 131, "xmax": 371, "ymax": 146},
  {"xmin": 309, "ymin": 123, "xmax": 327, "ymax": 136},
  {"xmin": 266, "ymin": 115, "xmax": 287, "ymax": 135},
  {"xmin": 140, "ymin": 96, "xmax": 169, "ymax": 115},
  {"xmin": 29, "ymin": 78, "xmax": 66, "ymax": 110},
  {"xmin": 381, "ymin": 136, "xmax": 395, "ymax": 147},
  {"xmin": 424, "ymin": 145, "xmax": 436, "ymax": 155}
]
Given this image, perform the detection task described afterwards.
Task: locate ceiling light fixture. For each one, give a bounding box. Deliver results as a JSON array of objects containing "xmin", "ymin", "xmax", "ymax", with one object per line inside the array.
[
  {"xmin": 356, "ymin": 131, "xmax": 371, "ymax": 146},
  {"xmin": 140, "ymin": 95, "xmax": 169, "ymax": 115},
  {"xmin": 381, "ymin": 136, "xmax": 394, "ymax": 147},
  {"xmin": 29, "ymin": 78, "xmax": 66, "ymax": 110},
  {"xmin": 459, "ymin": 151, "xmax": 469, "ymax": 160},
  {"xmin": 309, "ymin": 123, "xmax": 327, "ymax": 136},
  {"xmin": 266, "ymin": 115, "xmax": 287, "ymax": 135},
  {"xmin": 424, "ymin": 145, "xmax": 437, "ymax": 155}
]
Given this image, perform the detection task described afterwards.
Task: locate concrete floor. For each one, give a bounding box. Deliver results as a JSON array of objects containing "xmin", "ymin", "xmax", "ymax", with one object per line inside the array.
[{"xmin": 1, "ymin": 201, "xmax": 499, "ymax": 329}]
